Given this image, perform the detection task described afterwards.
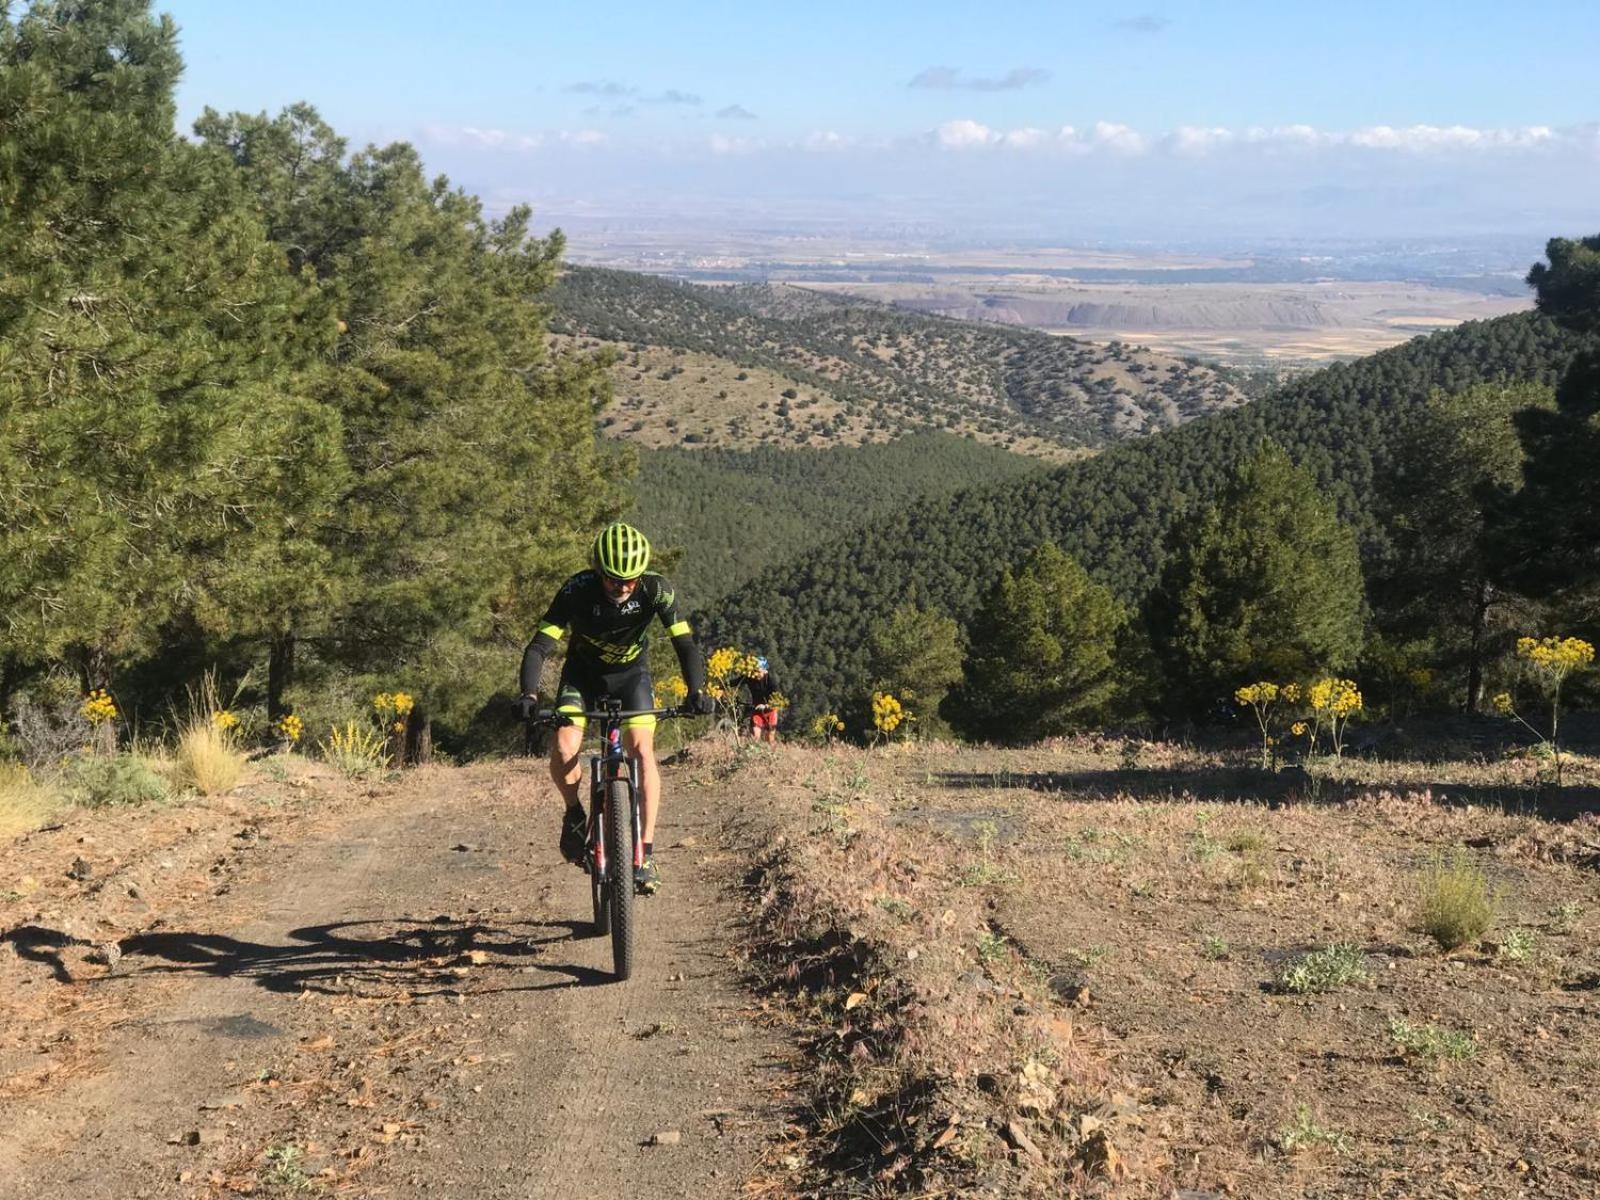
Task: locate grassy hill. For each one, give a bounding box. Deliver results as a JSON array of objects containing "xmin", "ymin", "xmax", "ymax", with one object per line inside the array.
[
  {"xmin": 700, "ymin": 312, "xmax": 1581, "ymax": 712},
  {"xmin": 549, "ymin": 267, "xmax": 1263, "ymax": 459},
  {"xmin": 628, "ymin": 433, "xmax": 1045, "ymax": 607}
]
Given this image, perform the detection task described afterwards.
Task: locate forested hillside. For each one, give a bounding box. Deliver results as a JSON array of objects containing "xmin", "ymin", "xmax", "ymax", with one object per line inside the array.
[
  {"xmin": 628, "ymin": 434, "xmax": 1045, "ymax": 606},
  {"xmin": 704, "ymin": 312, "xmax": 1581, "ymax": 712},
  {"xmin": 550, "ymin": 267, "xmax": 1259, "ymax": 457},
  {"xmin": 0, "ymin": 3, "xmax": 617, "ymax": 742}
]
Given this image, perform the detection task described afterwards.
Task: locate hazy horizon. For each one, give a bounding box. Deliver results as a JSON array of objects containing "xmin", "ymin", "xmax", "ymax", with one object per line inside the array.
[{"xmin": 157, "ymin": 0, "xmax": 1600, "ymax": 251}]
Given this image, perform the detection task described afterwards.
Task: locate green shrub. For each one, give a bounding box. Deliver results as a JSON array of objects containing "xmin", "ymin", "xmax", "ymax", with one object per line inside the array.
[
  {"xmin": 64, "ymin": 754, "xmax": 169, "ymax": 808},
  {"xmin": 1278, "ymin": 944, "xmax": 1368, "ymax": 994},
  {"xmin": 319, "ymin": 721, "xmax": 389, "ymax": 777},
  {"xmin": 1416, "ymin": 851, "xmax": 1498, "ymax": 950},
  {"xmin": 1388, "ymin": 1016, "xmax": 1476, "ymax": 1062},
  {"xmin": 1277, "ymin": 1104, "xmax": 1349, "ymax": 1154}
]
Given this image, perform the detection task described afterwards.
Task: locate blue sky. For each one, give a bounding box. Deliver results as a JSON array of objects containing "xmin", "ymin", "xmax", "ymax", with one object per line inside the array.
[{"xmin": 162, "ymin": 0, "xmax": 1600, "ymax": 242}]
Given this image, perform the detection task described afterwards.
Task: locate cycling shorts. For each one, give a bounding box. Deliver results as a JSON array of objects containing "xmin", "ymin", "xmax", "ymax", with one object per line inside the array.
[
  {"xmin": 556, "ymin": 656, "xmax": 656, "ymax": 729},
  {"xmin": 751, "ymin": 707, "xmax": 778, "ymax": 731}
]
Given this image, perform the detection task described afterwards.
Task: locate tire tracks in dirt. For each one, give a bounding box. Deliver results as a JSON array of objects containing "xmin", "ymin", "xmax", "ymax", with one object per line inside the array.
[{"xmin": 0, "ymin": 763, "xmax": 788, "ymax": 1199}]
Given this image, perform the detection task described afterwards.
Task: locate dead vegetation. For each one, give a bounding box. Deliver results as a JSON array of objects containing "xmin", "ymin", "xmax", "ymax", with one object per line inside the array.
[
  {"xmin": 718, "ymin": 741, "xmax": 1165, "ymax": 1197},
  {"xmin": 715, "ymin": 735, "xmax": 1600, "ymax": 1197}
]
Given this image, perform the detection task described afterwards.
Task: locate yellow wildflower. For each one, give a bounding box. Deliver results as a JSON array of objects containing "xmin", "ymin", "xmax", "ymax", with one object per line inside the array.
[
  {"xmin": 1234, "ymin": 682, "xmax": 1279, "ymax": 706},
  {"xmin": 1309, "ymin": 678, "xmax": 1362, "ymax": 718},
  {"xmin": 80, "ymin": 689, "xmax": 118, "ymax": 724},
  {"xmin": 1516, "ymin": 636, "xmax": 1595, "ymax": 679},
  {"xmin": 372, "ymin": 691, "xmax": 415, "ymax": 720},
  {"xmin": 871, "ymin": 691, "xmax": 908, "ymax": 735},
  {"xmin": 811, "ymin": 712, "xmax": 845, "ymax": 737}
]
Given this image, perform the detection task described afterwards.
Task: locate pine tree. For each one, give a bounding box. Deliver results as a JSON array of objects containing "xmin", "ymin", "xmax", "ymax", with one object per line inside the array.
[
  {"xmin": 1147, "ymin": 443, "xmax": 1366, "ymax": 711},
  {"xmin": 1377, "ymin": 383, "xmax": 1553, "ymax": 711},
  {"xmin": 863, "ymin": 604, "xmax": 964, "ymax": 735},
  {"xmin": 955, "ymin": 542, "xmax": 1124, "ymax": 742},
  {"xmin": 1494, "ymin": 237, "xmax": 1600, "ymax": 602},
  {"xmin": 0, "ymin": 1, "xmax": 342, "ymax": 698},
  {"xmin": 197, "ymin": 107, "xmax": 628, "ymax": 737}
]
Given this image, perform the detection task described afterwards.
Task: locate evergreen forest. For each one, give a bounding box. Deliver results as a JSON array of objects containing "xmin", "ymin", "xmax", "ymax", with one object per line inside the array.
[
  {"xmin": 628, "ymin": 433, "xmax": 1045, "ymax": 606},
  {"xmin": 1, "ymin": 0, "xmax": 623, "ymax": 748},
  {"xmin": 705, "ymin": 308, "xmax": 1597, "ymax": 726}
]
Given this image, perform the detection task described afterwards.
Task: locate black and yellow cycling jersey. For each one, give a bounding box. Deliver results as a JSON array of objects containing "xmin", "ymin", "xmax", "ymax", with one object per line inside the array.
[{"xmin": 519, "ymin": 571, "xmax": 706, "ymax": 723}]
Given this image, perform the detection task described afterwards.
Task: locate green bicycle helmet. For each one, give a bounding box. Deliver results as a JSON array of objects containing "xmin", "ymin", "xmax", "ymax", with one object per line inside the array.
[{"xmin": 591, "ymin": 522, "xmax": 651, "ymax": 580}]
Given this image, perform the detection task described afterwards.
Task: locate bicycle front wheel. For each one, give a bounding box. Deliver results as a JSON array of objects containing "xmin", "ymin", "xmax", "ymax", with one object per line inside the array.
[{"xmin": 604, "ymin": 777, "xmax": 636, "ymax": 980}]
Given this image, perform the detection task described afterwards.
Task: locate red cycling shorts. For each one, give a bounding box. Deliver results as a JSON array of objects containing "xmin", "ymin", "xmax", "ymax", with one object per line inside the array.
[{"xmin": 751, "ymin": 707, "xmax": 778, "ymax": 730}]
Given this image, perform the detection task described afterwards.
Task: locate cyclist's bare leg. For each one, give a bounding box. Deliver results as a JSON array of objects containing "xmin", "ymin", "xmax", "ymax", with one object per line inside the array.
[
  {"xmin": 550, "ymin": 724, "xmax": 585, "ymax": 809},
  {"xmin": 623, "ymin": 725, "xmax": 660, "ymax": 845}
]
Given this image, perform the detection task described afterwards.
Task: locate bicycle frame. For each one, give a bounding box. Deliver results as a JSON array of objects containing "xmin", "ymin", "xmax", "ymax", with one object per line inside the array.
[
  {"xmin": 532, "ymin": 698, "xmax": 685, "ymax": 981},
  {"xmin": 585, "ymin": 711, "xmax": 644, "ymax": 883}
]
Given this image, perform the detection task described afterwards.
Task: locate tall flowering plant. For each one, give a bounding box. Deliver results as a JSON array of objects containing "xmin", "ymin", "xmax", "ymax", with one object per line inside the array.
[
  {"xmin": 1494, "ymin": 636, "xmax": 1595, "ymax": 785},
  {"xmin": 1233, "ymin": 681, "xmax": 1299, "ymax": 769},
  {"xmin": 1307, "ymin": 678, "xmax": 1363, "ymax": 759}
]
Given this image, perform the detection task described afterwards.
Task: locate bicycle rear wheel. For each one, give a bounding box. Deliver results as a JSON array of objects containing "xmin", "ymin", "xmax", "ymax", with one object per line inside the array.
[{"xmin": 604, "ymin": 777, "xmax": 636, "ymax": 980}]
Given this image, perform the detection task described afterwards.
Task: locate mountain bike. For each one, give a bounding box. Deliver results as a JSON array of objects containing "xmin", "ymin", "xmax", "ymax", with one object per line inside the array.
[{"xmin": 529, "ymin": 699, "xmax": 686, "ymax": 982}]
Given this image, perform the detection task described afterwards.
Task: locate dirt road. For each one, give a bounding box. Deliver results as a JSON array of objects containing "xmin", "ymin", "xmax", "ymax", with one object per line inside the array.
[{"xmin": 0, "ymin": 762, "xmax": 787, "ymax": 1199}]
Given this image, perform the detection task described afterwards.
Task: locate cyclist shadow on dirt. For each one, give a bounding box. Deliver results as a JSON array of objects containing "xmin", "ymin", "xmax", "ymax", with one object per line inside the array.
[{"xmin": 100, "ymin": 917, "xmax": 613, "ymax": 995}]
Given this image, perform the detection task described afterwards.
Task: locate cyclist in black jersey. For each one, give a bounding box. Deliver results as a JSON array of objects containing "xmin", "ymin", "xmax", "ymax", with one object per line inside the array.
[{"xmin": 519, "ymin": 522, "xmax": 711, "ymax": 893}]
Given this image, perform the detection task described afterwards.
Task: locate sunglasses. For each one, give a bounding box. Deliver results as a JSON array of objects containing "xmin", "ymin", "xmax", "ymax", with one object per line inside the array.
[{"xmin": 600, "ymin": 574, "xmax": 639, "ymax": 591}]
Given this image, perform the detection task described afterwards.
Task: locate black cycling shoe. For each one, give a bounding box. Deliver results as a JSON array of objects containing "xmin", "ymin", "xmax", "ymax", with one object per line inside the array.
[
  {"xmin": 634, "ymin": 855, "xmax": 661, "ymax": 895},
  {"xmin": 559, "ymin": 806, "xmax": 587, "ymax": 865}
]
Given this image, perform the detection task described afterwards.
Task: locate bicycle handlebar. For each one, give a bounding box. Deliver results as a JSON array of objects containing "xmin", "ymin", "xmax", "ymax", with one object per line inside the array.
[{"xmin": 526, "ymin": 705, "xmax": 691, "ymax": 725}]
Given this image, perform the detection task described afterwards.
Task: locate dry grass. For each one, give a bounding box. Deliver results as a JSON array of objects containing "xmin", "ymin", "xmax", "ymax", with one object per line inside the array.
[
  {"xmin": 718, "ymin": 732, "xmax": 1600, "ymax": 1198},
  {"xmin": 174, "ymin": 722, "xmax": 245, "ymax": 795},
  {"xmin": 0, "ymin": 763, "xmax": 63, "ymax": 839},
  {"xmin": 1415, "ymin": 851, "xmax": 1499, "ymax": 951},
  {"xmin": 170, "ymin": 673, "xmax": 247, "ymax": 796},
  {"xmin": 722, "ymin": 742, "xmax": 1156, "ymax": 1195}
]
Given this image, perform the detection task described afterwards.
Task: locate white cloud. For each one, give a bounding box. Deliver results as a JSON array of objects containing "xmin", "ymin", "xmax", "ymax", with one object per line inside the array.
[
  {"xmin": 559, "ymin": 129, "xmax": 607, "ymax": 146},
  {"xmin": 937, "ymin": 119, "xmax": 1000, "ymax": 148},
  {"xmin": 422, "ymin": 124, "xmax": 541, "ymax": 152},
  {"xmin": 1090, "ymin": 121, "xmax": 1147, "ymax": 154},
  {"xmin": 1243, "ymin": 124, "xmax": 1326, "ymax": 148},
  {"xmin": 1002, "ymin": 127, "xmax": 1050, "ymax": 149},
  {"xmin": 1165, "ymin": 125, "xmax": 1234, "ymax": 156},
  {"xmin": 1345, "ymin": 123, "xmax": 1561, "ymax": 151},
  {"xmin": 920, "ymin": 119, "xmax": 1580, "ymax": 159}
]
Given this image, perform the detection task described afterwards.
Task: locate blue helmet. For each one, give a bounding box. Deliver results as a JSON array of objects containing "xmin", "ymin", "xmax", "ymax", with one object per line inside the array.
[{"xmin": 755, "ymin": 656, "xmax": 769, "ymax": 671}]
